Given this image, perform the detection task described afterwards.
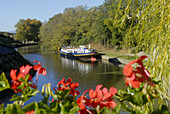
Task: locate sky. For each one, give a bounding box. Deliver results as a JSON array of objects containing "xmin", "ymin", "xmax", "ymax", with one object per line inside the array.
[{"xmin": 0, "ymin": 0, "xmax": 104, "ymax": 32}]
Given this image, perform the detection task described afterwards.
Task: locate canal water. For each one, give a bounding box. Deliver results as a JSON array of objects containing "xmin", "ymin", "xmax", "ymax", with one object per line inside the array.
[{"xmin": 2, "ymin": 46, "xmax": 126, "ymax": 107}]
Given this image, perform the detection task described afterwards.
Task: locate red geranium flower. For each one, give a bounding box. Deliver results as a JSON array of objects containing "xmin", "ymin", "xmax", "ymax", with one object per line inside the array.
[
  {"xmin": 10, "ymin": 65, "xmax": 33, "ymax": 93},
  {"xmin": 33, "ymin": 60, "xmax": 47, "ymax": 75},
  {"xmin": 69, "ymin": 82, "xmax": 80, "ymax": 96},
  {"xmin": 77, "ymin": 85, "xmax": 117, "ymax": 113},
  {"xmin": 56, "ymin": 78, "xmax": 71, "ymax": 91},
  {"xmin": 53, "ymin": 78, "xmax": 80, "ymax": 96},
  {"xmin": 20, "ymin": 65, "xmax": 32, "ymax": 75},
  {"xmin": 25, "ymin": 110, "xmax": 34, "ymax": 114},
  {"xmin": 33, "ymin": 60, "xmax": 47, "ymax": 84},
  {"xmin": 123, "ymin": 55, "xmax": 154, "ymax": 88}
]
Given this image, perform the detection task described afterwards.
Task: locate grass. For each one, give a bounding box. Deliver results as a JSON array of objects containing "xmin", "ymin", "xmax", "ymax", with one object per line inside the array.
[{"xmin": 93, "ymin": 44, "xmax": 137, "ymax": 61}]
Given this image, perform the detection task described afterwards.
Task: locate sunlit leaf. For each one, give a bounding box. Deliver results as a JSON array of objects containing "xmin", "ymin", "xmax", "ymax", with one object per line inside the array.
[
  {"xmin": 0, "ymin": 73, "xmax": 10, "ymax": 91},
  {"xmin": 5, "ymin": 103, "xmax": 24, "ymax": 114}
]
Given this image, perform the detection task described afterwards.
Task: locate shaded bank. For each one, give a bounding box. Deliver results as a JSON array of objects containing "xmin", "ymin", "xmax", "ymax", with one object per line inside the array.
[{"xmin": 0, "ymin": 44, "xmax": 35, "ymax": 97}]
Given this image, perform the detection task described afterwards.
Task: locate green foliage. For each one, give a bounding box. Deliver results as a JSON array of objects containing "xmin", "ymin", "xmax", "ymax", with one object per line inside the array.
[
  {"xmin": 152, "ymin": 105, "xmax": 169, "ymax": 114},
  {"xmin": 39, "ymin": 1, "xmax": 145, "ymax": 50},
  {"xmin": 0, "ymin": 73, "xmax": 10, "ymax": 91},
  {"xmin": 112, "ymin": 0, "xmax": 169, "ymax": 109},
  {"xmin": 10, "ymin": 89, "xmax": 39, "ymax": 102},
  {"xmin": 5, "ymin": 103, "xmax": 24, "ymax": 114},
  {"xmin": 40, "ymin": 5, "xmax": 106, "ymax": 50},
  {"xmin": 0, "ymin": 34, "xmax": 21, "ymax": 46},
  {"xmin": 117, "ymin": 88, "xmax": 149, "ymax": 107},
  {"xmin": 99, "ymin": 104, "xmax": 122, "ymax": 114},
  {"xmin": 1, "ymin": 0, "xmax": 169, "ymax": 113},
  {"xmin": 15, "ymin": 18, "xmax": 42, "ymax": 43}
]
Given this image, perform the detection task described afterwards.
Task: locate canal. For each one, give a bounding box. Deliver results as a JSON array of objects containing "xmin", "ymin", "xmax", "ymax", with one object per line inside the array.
[{"xmin": 2, "ymin": 46, "xmax": 126, "ymax": 106}]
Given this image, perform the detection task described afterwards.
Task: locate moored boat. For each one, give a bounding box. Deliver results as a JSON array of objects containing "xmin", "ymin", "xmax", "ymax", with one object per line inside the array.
[{"xmin": 59, "ymin": 45, "xmax": 104, "ymax": 62}]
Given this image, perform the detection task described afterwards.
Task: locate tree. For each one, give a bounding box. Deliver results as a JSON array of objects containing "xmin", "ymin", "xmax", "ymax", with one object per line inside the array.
[
  {"xmin": 90, "ymin": 5, "xmax": 112, "ymax": 47},
  {"xmin": 15, "ymin": 18, "xmax": 42, "ymax": 43}
]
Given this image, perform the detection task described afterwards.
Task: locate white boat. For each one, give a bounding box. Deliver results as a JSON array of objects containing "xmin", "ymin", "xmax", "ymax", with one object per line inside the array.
[{"xmin": 59, "ymin": 45, "xmax": 104, "ymax": 62}]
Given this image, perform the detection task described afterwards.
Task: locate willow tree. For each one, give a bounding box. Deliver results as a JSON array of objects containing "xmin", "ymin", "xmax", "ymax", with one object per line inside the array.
[{"xmin": 113, "ymin": 0, "xmax": 169, "ymax": 112}]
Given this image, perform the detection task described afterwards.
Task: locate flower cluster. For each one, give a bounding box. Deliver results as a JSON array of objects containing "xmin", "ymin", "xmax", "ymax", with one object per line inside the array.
[
  {"xmin": 10, "ymin": 61, "xmax": 46, "ymax": 93},
  {"xmin": 10, "ymin": 65, "xmax": 33, "ymax": 93},
  {"xmin": 53, "ymin": 78, "xmax": 80, "ymax": 96},
  {"xmin": 123, "ymin": 55, "xmax": 154, "ymax": 88},
  {"xmin": 77, "ymin": 84, "xmax": 117, "ymax": 114}
]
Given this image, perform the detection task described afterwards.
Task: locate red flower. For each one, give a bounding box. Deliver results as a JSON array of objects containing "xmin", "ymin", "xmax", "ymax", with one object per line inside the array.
[
  {"xmin": 77, "ymin": 85, "xmax": 117, "ymax": 113},
  {"xmin": 20, "ymin": 65, "xmax": 32, "ymax": 75},
  {"xmin": 33, "ymin": 60, "xmax": 47, "ymax": 84},
  {"xmin": 57, "ymin": 78, "xmax": 71, "ymax": 91},
  {"xmin": 77, "ymin": 89, "xmax": 91, "ymax": 110},
  {"xmin": 53, "ymin": 78, "xmax": 80, "ymax": 96},
  {"xmin": 69, "ymin": 82, "xmax": 80, "ymax": 96},
  {"xmin": 25, "ymin": 110, "xmax": 34, "ymax": 114},
  {"xmin": 123, "ymin": 55, "xmax": 154, "ymax": 88},
  {"xmin": 52, "ymin": 98, "xmax": 54, "ymax": 102},
  {"xmin": 10, "ymin": 65, "xmax": 33, "ymax": 93},
  {"xmin": 33, "ymin": 60, "xmax": 47, "ymax": 75}
]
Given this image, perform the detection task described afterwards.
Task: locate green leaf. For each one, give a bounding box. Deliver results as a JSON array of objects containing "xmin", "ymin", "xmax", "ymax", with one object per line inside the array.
[
  {"xmin": 68, "ymin": 106, "xmax": 79, "ymax": 114},
  {"xmin": 33, "ymin": 102, "xmax": 47, "ymax": 114},
  {"xmin": 54, "ymin": 89, "xmax": 70, "ymax": 100},
  {"xmin": 22, "ymin": 102, "xmax": 36, "ymax": 112},
  {"xmin": 10, "ymin": 94, "xmax": 23, "ymax": 101},
  {"xmin": 133, "ymin": 93, "xmax": 148, "ymax": 106},
  {"xmin": 100, "ymin": 107, "xmax": 115, "ymax": 114},
  {"xmin": 0, "ymin": 73, "xmax": 10, "ymax": 91},
  {"xmin": 59, "ymin": 102, "xmax": 65, "ymax": 114},
  {"xmin": 5, "ymin": 103, "xmax": 24, "ymax": 114},
  {"xmin": 121, "ymin": 103, "xmax": 133, "ymax": 112},
  {"xmin": 21, "ymin": 89, "xmax": 39, "ymax": 102},
  {"xmin": 50, "ymin": 101, "xmax": 61, "ymax": 113},
  {"xmin": 34, "ymin": 103, "xmax": 41, "ymax": 114},
  {"xmin": 118, "ymin": 88, "xmax": 149, "ymax": 106},
  {"xmin": 152, "ymin": 105, "xmax": 170, "ymax": 114},
  {"xmin": 0, "ymin": 103, "xmax": 4, "ymax": 113},
  {"xmin": 114, "ymin": 104, "xmax": 121, "ymax": 113},
  {"xmin": 10, "ymin": 89, "xmax": 39, "ymax": 102},
  {"xmin": 18, "ymin": 77, "xmax": 25, "ymax": 82},
  {"xmin": 24, "ymin": 74, "xmax": 30, "ymax": 82},
  {"xmin": 130, "ymin": 110, "xmax": 144, "ymax": 114}
]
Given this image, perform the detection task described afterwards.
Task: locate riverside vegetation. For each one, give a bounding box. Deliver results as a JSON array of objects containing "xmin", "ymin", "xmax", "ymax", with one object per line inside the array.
[{"xmin": 1, "ymin": 0, "xmax": 169, "ymax": 113}]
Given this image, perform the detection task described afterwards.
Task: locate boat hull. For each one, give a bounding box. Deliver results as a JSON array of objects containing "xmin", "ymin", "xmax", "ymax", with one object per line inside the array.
[{"xmin": 60, "ymin": 51, "xmax": 102, "ymax": 60}]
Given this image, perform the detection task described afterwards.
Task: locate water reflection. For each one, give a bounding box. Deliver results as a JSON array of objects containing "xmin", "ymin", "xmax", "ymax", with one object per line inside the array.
[
  {"xmin": 19, "ymin": 50, "xmax": 126, "ymax": 92},
  {"xmin": 60, "ymin": 57, "xmax": 95, "ymax": 74}
]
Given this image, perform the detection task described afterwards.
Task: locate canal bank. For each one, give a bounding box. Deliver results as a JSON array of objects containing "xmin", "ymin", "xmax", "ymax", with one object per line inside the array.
[
  {"xmin": 93, "ymin": 44, "xmax": 148, "ymax": 66},
  {"xmin": 101, "ymin": 50, "xmax": 148, "ymax": 67},
  {"xmin": 0, "ymin": 44, "xmax": 35, "ymax": 96}
]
